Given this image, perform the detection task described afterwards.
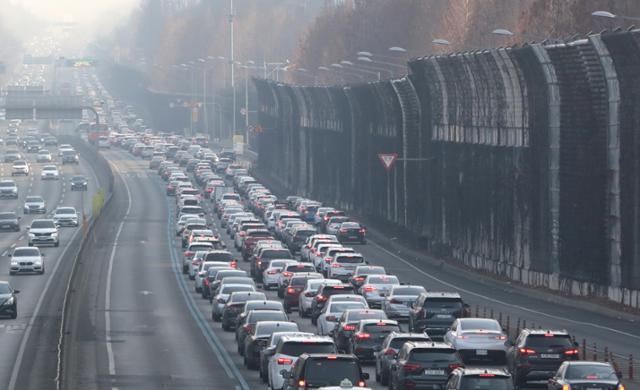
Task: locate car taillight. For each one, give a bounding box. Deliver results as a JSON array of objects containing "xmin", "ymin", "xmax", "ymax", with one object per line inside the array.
[
  {"xmin": 217, "ymin": 298, "xmax": 226, "ymax": 303},
  {"xmin": 343, "ymin": 324, "xmax": 356, "ymax": 331},
  {"xmin": 304, "ymin": 291, "xmax": 315, "ymax": 297},
  {"xmin": 564, "ymin": 348, "xmax": 579, "ymax": 356},
  {"xmin": 356, "ymin": 332, "xmax": 371, "ymax": 340},
  {"xmin": 359, "ymin": 228, "xmax": 366, "ymax": 234},
  {"xmin": 298, "ymin": 379, "xmax": 305, "ymax": 387},
  {"xmin": 184, "ymin": 251, "xmax": 194, "ymax": 257},
  {"xmin": 448, "ymin": 363, "xmax": 464, "ymax": 371},
  {"xmin": 339, "ymin": 228, "xmax": 347, "ymax": 233},
  {"xmin": 277, "ymin": 358, "xmax": 293, "ymax": 365},
  {"xmin": 231, "ymin": 260, "xmax": 237, "ymax": 269},
  {"xmin": 363, "ymin": 285, "xmax": 376, "ymax": 292},
  {"xmin": 384, "ymin": 348, "xmax": 397, "ymax": 356},
  {"xmin": 519, "ymin": 348, "xmax": 536, "ymax": 355},
  {"xmin": 389, "ymin": 298, "xmax": 402, "ymax": 304},
  {"xmin": 267, "ymin": 269, "xmax": 278, "ymax": 274},
  {"xmin": 243, "ymin": 324, "xmax": 253, "ymax": 333},
  {"xmin": 562, "ymin": 385, "xmax": 571, "ymax": 390},
  {"xmin": 315, "ymin": 295, "xmax": 326, "ymax": 302},
  {"xmin": 479, "ymin": 373, "xmax": 495, "ymax": 377},
  {"xmin": 357, "ymin": 380, "xmax": 366, "ymax": 387},
  {"xmin": 495, "ymin": 335, "xmax": 507, "ymax": 340},
  {"xmin": 239, "ymin": 231, "xmax": 246, "ymax": 236},
  {"xmin": 331, "ymin": 263, "xmax": 341, "ymax": 268},
  {"xmin": 282, "ymin": 271, "xmax": 293, "ymax": 277},
  {"xmin": 286, "ymin": 287, "xmax": 296, "ymax": 294},
  {"xmin": 456, "ymin": 335, "xmax": 468, "ymax": 339},
  {"xmin": 326, "ymin": 315, "xmax": 336, "ymax": 321},
  {"xmin": 403, "ymin": 363, "xmax": 422, "ymax": 373},
  {"xmin": 324, "ymin": 257, "xmax": 332, "ymax": 263}
]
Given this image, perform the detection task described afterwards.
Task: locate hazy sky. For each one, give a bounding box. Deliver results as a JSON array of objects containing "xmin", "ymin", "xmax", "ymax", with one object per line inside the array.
[{"xmin": 9, "ymin": 0, "xmax": 140, "ymax": 24}]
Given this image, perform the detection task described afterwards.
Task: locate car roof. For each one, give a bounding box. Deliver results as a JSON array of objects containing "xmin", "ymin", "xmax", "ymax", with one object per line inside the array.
[
  {"xmin": 421, "ymin": 292, "xmax": 462, "ymax": 299},
  {"xmin": 358, "ymin": 319, "xmax": 398, "ymax": 327},
  {"xmin": 455, "ymin": 367, "xmax": 511, "ymax": 377},
  {"xmin": 405, "ymin": 341, "xmax": 454, "ymax": 350},
  {"xmin": 280, "ymin": 335, "xmax": 333, "ymax": 343}
]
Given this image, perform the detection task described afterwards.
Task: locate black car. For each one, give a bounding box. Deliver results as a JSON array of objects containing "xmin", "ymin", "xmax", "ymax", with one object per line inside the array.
[
  {"xmin": 70, "ymin": 175, "xmax": 88, "ymax": 191},
  {"xmin": 0, "ymin": 212, "xmax": 20, "ymax": 232},
  {"xmin": 346, "ymin": 319, "xmax": 400, "ymax": 360},
  {"xmin": 243, "ymin": 321, "xmax": 299, "ymax": 369},
  {"xmin": 310, "ymin": 284, "xmax": 356, "ymax": 325},
  {"xmin": 507, "ymin": 329, "xmax": 579, "ymax": 389},
  {"xmin": 547, "ymin": 361, "xmax": 623, "ymax": 390},
  {"xmin": 375, "ymin": 332, "xmax": 432, "ymax": 386},
  {"xmin": 62, "ymin": 150, "xmax": 79, "ymax": 164},
  {"xmin": 336, "ymin": 222, "xmax": 367, "ymax": 244},
  {"xmin": 282, "ymin": 353, "xmax": 369, "ymax": 390},
  {"xmin": 446, "ymin": 367, "xmax": 513, "ymax": 390},
  {"xmin": 389, "ymin": 341, "xmax": 463, "ymax": 390},
  {"xmin": 0, "ymin": 281, "xmax": 19, "ymax": 319},
  {"xmin": 408, "ymin": 292, "xmax": 470, "ymax": 340},
  {"xmin": 333, "ymin": 309, "xmax": 387, "ymax": 353},
  {"xmin": 221, "ymin": 291, "xmax": 267, "ymax": 330}
]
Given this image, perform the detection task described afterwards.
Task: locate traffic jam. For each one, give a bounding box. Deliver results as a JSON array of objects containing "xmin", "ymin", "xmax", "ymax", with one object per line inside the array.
[{"xmin": 104, "ymin": 129, "xmax": 626, "ymax": 390}]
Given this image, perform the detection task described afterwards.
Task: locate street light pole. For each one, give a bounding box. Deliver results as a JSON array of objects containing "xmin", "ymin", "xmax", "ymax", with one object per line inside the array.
[{"xmin": 229, "ymin": 0, "xmax": 236, "ymax": 139}]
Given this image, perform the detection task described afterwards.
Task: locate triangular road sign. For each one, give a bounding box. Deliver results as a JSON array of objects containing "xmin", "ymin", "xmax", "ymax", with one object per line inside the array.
[{"xmin": 378, "ymin": 153, "xmax": 398, "ymax": 172}]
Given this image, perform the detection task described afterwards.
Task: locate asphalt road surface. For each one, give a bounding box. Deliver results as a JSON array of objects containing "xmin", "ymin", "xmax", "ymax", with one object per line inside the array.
[
  {"xmin": 0, "ymin": 140, "xmax": 97, "ymax": 390},
  {"xmin": 58, "ymin": 146, "xmax": 639, "ymax": 390}
]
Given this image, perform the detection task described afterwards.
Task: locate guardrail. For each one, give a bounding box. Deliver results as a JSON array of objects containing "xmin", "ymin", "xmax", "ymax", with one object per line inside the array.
[{"xmin": 254, "ymin": 28, "xmax": 640, "ymax": 308}]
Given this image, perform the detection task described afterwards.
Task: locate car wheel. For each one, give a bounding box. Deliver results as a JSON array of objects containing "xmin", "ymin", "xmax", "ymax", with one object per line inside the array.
[
  {"xmin": 28, "ymin": 242, "xmax": 33, "ymax": 247},
  {"xmin": 222, "ymin": 322, "xmax": 230, "ymax": 331},
  {"xmin": 11, "ymin": 307, "xmax": 17, "ymax": 319},
  {"xmin": 55, "ymin": 242, "xmax": 59, "ymax": 247}
]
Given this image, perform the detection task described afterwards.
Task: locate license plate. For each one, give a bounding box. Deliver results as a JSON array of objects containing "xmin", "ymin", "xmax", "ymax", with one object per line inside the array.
[
  {"xmin": 475, "ymin": 349, "xmax": 488, "ymax": 356},
  {"xmin": 424, "ymin": 369, "xmax": 445, "ymax": 376},
  {"xmin": 436, "ymin": 314, "xmax": 451, "ymax": 319},
  {"xmin": 540, "ymin": 354, "xmax": 560, "ymax": 359}
]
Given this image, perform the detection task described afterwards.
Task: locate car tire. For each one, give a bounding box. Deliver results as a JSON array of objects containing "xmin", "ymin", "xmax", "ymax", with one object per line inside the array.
[
  {"xmin": 11, "ymin": 307, "xmax": 17, "ymax": 319},
  {"xmin": 55, "ymin": 242, "xmax": 59, "ymax": 247},
  {"xmin": 222, "ymin": 322, "xmax": 231, "ymax": 331},
  {"xmin": 237, "ymin": 343, "xmax": 243, "ymax": 355},
  {"xmin": 28, "ymin": 242, "xmax": 33, "ymax": 247},
  {"xmin": 380, "ymin": 370, "xmax": 389, "ymax": 385}
]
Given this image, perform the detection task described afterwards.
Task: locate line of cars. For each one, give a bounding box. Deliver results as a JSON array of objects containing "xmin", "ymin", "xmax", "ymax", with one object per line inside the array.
[
  {"xmin": 0, "ymin": 127, "xmax": 88, "ymax": 320},
  {"xmin": 110, "ymin": 128, "xmax": 628, "ymax": 390}
]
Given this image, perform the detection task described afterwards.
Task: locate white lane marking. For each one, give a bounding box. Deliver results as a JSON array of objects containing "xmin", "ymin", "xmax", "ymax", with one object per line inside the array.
[
  {"xmin": 368, "ymin": 240, "xmax": 640, "ymax": 340},
  {"xmin": 7, "ymin": 224, "xmax": 83, "ymax": 390},
  {"xmin": 104, "ymin": 161, "xmax": 132, "ymax": 389},
  {"xmin": 1, "ymin": 250, "xmax": 7, "ymax": 256}
]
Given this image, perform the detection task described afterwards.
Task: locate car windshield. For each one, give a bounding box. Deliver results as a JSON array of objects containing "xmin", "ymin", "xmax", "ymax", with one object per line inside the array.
[
  {"xmin": 392, "ymin": 287, "xmax": 424, "ymax": 296},
  {"xmin": 565, "ymin": 364, "xmax": 617, "ymax": 380},
  {"xmin": 526, "ymin": 335, "xmax": 574, "ymax": 349},
  {"xmin": 304, "ymin": 359, "xmax": 360, "ymax": 387},
  {"xmin": 368, "ymin": 275, "xmax": 399, "ymax": 284},
  {"xmin": 347, "ymin": 311, "xmax": 386, "ymax": 322},
  {"xmin": 56, "ymin": 208, "xmax": 76, "ymax": 214},
  {"xmin": 72, "ymin": 176, "xmax": 86, "ymax": 181},
  {"xmin": 205, "ymin": 252, "xmax": 233, "ymax": 262},
  {"xmin": 248, "ymin": 311, "xmax": 287, "ymax": 323},
  {"xmin": 336, "ymin": 256, "xmax": 364, "ymax": 264},
  {"xmin": 26, "ymin": 196, "xmax": 43, "ymax": 202},
  {"xmin": 410, "ymin": 349, "xmax": 460, "ymax": 363},
  {"xmin": 0, "ymin": 182, "xmax": 15, "ymax": 187},
  {"xmin": 230, "ymin": 292, "xmax": 266, "ymax": 303},
  {"xmin": 14, "ymin": 248, "xmax": 40, "ymax": 257},
  {"xmin": 363, "ymin": 323, "xmax": 400, "ymax": 334},
  {"xmin": 280, "ymin": 341, "xmax": 335, "ymax": 356},
  {"xmin": 341, "ymin": 222, "xmax": 361, "ymax": 229},
  {"xmin": 255, "ymin": 322, "xmax": 298, "ymax": 336},
  {"xmin": 43, "ymin": 166, "xmax": 56, "ymax": 171},
  {"xmin": 460, "ymin": 319, "xmax": 501, "ymax": 331},
  {"xmin": 329, "ymin": 302, "xmax": 366, "ymax": 313},
  {"xmin": 0, "ymin": 213, "xmax": 16, "ymax": 220},
  {"xmin": 31, "ymin": 220, "xmax": 55, "ymax": 229},
  {"xmin": 262, "ymin": 249, "xmax": 292, "ymax": 259},
  {"xmin": 220, "ymin": 285, "xmax": 254, "ymax": 294},
  {"xmin": 460, "ymin": 377, "xmax": 512, "ymax": 390},
  {"xmin": 0, "ymin": 284, "xmax": 11, "ymax": 294},
  {"xmin": 424, "ymin": 298, "xmax": 463, "ymax": 313}
]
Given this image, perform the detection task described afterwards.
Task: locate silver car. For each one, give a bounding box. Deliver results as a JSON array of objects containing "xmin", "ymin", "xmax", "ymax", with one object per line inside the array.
[
  {"xmin": 211, "ymin": 284, "xmax": 256, "ymax": 321},
  {"xmin": 53, "ymin": 206, "xmax": 80, "ymax": 227},
  {"xmin": 381, "ymin": 285, "xmax": 426, "ymax": 319},
  {"xmin": 23, "ymin": 196, "xmax": 46, "ymax": 214},
  {"xmin": 358, "ymin": 274, "xmax": 400, "ymax": 308},
  {"xmin": 443, "ymin": 318, "xmax": 508, "ymax": 364},
  {"xmin": 262, "ymin": 259, "xmax": 298, "ymax": 290}
]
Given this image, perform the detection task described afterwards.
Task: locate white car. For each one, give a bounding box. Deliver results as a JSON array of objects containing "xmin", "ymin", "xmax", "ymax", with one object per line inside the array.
[
  {"xmin": 9, "ymin": 246, "xmax": 44, "ymax": 274},
  {"xmin": 298, "ymin": 278, "xmax": 342, "ymax": 317},
  {"xmin": 36, "ymin": 150, "xmax": 52, "ymax": 163},
  {"xmin": 327, "ymin": 253, "xmax": 366, "ymax": 281},
  {"xmin": 268, "ymin": 335, "xmax": 336, "ymax": 390},
  {"xmin": 195, "ymin": 261, "xmax": 240, "ymax": 293},
  {"xmin": 40, "ymin": 165, "xmax": 60, "ymax": 180},
  {"xmin": 11, "ymin": 160, "xmax": 29, "ymax": 176},
  {"xmin": 53, "ymin": 206, "xmax": 80, "ymax": 227},
  {"xmin": 311, "ymin": 243, "xmax": 344, "ymax": 270},
  {"xmin": 381, "ymin": 285, "xmax": 426, "ymax": 319},
  {"xmin": 28, "ymin": 219, "xmax": 59, "ymax": 247},
  {"xmin": 443, "ymin": 318, "xmax": 509, "ymax": 364},
  {"xmin": 0, "ymin": 179, "xmax": 18, "ymax": 199},
  {"xmin": 23, "ymin": 196, "xmax": 46, "ymax": 214},
  {"xmin": 321, "ymin": 247, "xmax": 357, "ymax": 274},
  {"xmin": 175, "ymin": 215, "xmax": 202, "ymax": 236},
  {"xmin": 317, "ymin": 300, "xmax": 368, "ymax": 336},
  {"xmin": 262, "ymin": 259, "xmax": 299, "ymax": 290}
]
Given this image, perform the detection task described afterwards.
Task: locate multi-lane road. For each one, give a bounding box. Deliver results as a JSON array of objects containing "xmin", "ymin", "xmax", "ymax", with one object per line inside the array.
[
  {"xmin": 0, "ymin": 133, "xmax": 98, "ymax": 390},
  {"xmin": 55, "ymin": 145, "xmax": 640, "ymax": 390}
]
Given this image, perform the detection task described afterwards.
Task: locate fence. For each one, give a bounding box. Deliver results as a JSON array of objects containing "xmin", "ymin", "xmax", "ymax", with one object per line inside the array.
[{"xmin": 254, "ymin": 29, "xmax": 640, "ymax": 309}]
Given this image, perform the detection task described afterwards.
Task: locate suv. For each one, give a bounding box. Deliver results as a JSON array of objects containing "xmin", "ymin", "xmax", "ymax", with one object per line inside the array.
[
  {"xmin": 327, "ymin": 253, "xmax": 366, "ymax": 281},
  {"xmin": 28, "ymin": 219, "xmax": 59, "ymax": 247},
  {"xmin": 333, "ymin": 309, "xmax": 387, "ymax": 353},
  {"xmin": 281, "ymin": 354, "xmax": 369, "ymax": 390},
  {"xmin": 0, "ymin": 212, "xmax": 20, "ymax": 232},
  {"xmin": 243, "ymin": 321, "xmax": 299, "ymax": 369},
  {"xmin": 62, "ymin": 150, "xmax": 79, "ymax": 164},
  {"xmin": 23, "ymin": 196, "xmax": 46, "ymax": 214},
  {"xmin": 268, "ymin": 335, "xmax": 336, "ymax": 390},
  {"xmin": 0, "ymin": 180, "xmax": 18, "ymax": 199},
  {"xmin": 221, "ymin": 291, "xmax": 267, "ymax": 331},
  {"xmin": 507, "ymin": 329, "xmax": 579, "ymax": 389},
  {"xmin": 375, "ymin": 332, "xmax": 431, "ymax": 386},
  {"xmin": 445, "ymin": 367, "xmax": 513, "ymax": 390},
  {"xmin": 389, "ymin": 341, "xmax": 463, "ymax": 390},
  {"xmin": 408, "ymin": 292, "xmax": 470, "ymax": 340},
  {"xmin": 9, "ymin": 246, "xmax": 45, "ymax": 275},
  {"xmin": 346, "ymin": 319, "xmax": 400, "ymax": 360}
]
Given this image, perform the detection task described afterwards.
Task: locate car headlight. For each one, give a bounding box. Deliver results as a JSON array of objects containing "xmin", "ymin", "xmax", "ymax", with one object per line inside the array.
[
  {"xmin": 11, "ymin": 261, "xmax": 18, "ymax": 266},
  {"xmin": 51, "ymin": 232, "xmax": 58, "ymax": 238},
  {"xmin": 28, "ymin": 233, "xmax": 35, "ymax": 238},
  {"xmin": 2, "ymin": 296, "xmax": 14, "ymax": 306}
]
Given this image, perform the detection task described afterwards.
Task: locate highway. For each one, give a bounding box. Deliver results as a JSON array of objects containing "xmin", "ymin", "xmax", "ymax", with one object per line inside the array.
[
  {"xmin": 59, "ymin": 145, "xmax": 639, "ymax": 390},
  {"xmin": 0, "ymin": 133, "xmax": 98, "ymax": 390}
]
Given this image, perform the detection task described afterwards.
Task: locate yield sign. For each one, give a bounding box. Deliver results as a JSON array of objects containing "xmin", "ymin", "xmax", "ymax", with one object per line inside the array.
[{"xmin": 378, "ymin": 153, "xmax": 398, "ymax": 172}]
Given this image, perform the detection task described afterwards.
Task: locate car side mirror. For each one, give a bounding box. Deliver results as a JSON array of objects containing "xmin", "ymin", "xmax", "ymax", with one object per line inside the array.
[
  {"xmin": 14, "ymin": 289, "xmax": 20, "ymax": 294},
  {"xmin": 7, "ymin": 253, "xmax": 11, "ymax": 257},
  {"xmin": 361, "ymin": 372, "xmax": 369, "ymax": 380},
  {"xmin": 616, "ymin": 370, "xmax": 623, "ymax": 379},
  {"xmin": 506, "ymin": 339, "xmax": 515, "ymax": 347},
  {"xmin": 573, "ymin": 341, "xmax": 579, "ymax": 348}
]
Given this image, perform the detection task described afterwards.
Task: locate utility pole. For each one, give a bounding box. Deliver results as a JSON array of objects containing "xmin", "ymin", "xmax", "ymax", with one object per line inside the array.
[
  {"xmin": 203, "ymin": 68, "xmax": 208, "ymax": 137},
  {"xmin": 229, "ymin": 0, "xmax": 236, "ymax": 139},
  {"xmin": 244, "ymin": 66, "xmax": 249, "ymax": 130}
]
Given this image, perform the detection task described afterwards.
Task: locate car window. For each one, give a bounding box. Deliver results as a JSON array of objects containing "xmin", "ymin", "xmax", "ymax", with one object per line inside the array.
[
  {"xmin": 459, "ymin": 319, "xmax": 501, "ymax": 331},
  {"xmin": 423, "ymin": 298, "xmax": 463, "ymax": 312},
  {"xmin": 336, "ymin": 256, "xmax": 364, "ymax": 264},
  {"xmin": 303, "ymin": 359, "xmax": 360, "ymax": 387},
  {"xmin": 565, "ymin": 364, "xmax": 616, "ymax": 380},
  {"xmin": 14, "ymin": 248, "xmax": 40, "ymax": 257},
  {"xmin": 459, "ymin": 376, "xmax": 512, "ymax": 390},
  {"xmin": 368, "ymin": 275, "xmax": 399, "ymax": 284},
  {"xmin": 409, "ymin": 349, "xmax": 460, "ymax": 363},
  {"xmin": 389, "ymin": 337, "xmax": 431, "ymax": 350},
  {"xmin": 255, "ymin": 322, "xmax": 298, "ymax": 336},
  {"xmin": 279, "ymin": 341, "xmax": 335, "ymax": 356},
  {"xmin": 31, "ymin": 220, "xmax": 55, "ymax": 229},
  {"xmin": 525, "ymin": 335, "xmax": 574, "ymax": 349},
  {"xmin": 220, "ymin": 285, "xmax": 254, "ymax": 294},
  {"xmin": 0, "ymin": 284, "xmax": 11, "ymax": 294},
  {"xmin": 347, "ymin": 311, "xmax": 386, "ymax": 322},
  {"xmin": 56, "ymin": 208, "xmax": 76, "ymax": 214},
  {"xmin": 248, "ymin": 311, "xmax": 287, "ymax": 323},
  {"xmin": 362, "ymin": 323, "xmax": 400, "ymax": 334},
  {"xmin": 329, "ymin": 302, "xmax": 366, "ymax": 313},
  {"xmin": 392, "ymin": 287, "xmax": 424, "ymax": 296}
]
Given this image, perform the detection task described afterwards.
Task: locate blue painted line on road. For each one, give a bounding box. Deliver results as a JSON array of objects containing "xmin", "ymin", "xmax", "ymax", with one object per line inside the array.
[{"xmin": 159, "ymin": 178, "xmax": 251, "ymax": 390}]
